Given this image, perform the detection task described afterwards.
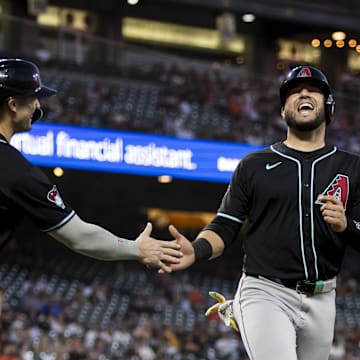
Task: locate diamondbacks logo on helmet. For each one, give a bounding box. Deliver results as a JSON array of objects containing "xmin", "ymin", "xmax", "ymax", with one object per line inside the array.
[
  {"xmin": 316, "ymin": 174, "xmax": 349, "ymax": 209},
  {"xmin": 297, "ymin": 67, "xmax": 312, "ymax": 78},
  {"xmin": 47, "ymin": 185, "xmax": 65, "ymax": 209}
]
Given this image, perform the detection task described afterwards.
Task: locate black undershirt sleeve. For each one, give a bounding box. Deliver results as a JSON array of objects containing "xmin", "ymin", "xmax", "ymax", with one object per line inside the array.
[
  {"xmin": 339, "ymin": 217, "xmax": 360, "ymax": 251},
  {"xmin": 203, "ymin": 214, "xmax": 242, "ymax": 248}
]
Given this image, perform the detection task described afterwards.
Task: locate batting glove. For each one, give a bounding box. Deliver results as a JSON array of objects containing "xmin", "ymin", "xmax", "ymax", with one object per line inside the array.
[{"xmin": 204, "ymin": 291, "xmax": 239, "ymax": 332}]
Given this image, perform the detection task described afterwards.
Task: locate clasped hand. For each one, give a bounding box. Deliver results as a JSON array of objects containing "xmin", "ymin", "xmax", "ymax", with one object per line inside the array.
[{"xmin": 136, "ymin": 223, "xmax": 183, "ymax": 273}]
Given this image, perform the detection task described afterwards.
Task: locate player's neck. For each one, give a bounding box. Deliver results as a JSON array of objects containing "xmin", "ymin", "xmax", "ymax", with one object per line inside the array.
[
  {"xmin": 0, "ymin": 124, "xmax": 12, "ymax": 142},
  {"xmin": 284, "ymin": 130, "xmax": 326, "ymax": 152}
]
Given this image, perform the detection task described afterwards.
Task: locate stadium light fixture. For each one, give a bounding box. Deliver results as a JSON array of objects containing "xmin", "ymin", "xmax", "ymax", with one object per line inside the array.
[{"xmin": 242, "ymin": 13, "xmax": 255, "ymax": 23}]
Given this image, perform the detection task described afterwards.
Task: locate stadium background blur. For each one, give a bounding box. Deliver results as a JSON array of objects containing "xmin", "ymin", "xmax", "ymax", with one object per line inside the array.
[{"xmin": 2, "ymin": 0, "xmax": 360, "ymax": 359}]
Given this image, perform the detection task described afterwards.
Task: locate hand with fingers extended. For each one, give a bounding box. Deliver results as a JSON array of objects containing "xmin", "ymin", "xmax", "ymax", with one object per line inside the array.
[
  {"xmin": 157, "ymin": 225, "xmax": 195, "ymax": 274},
  {"xmin": 136, "ymin": 222, "xmax": 183, "ymax": 273},
  {"xmin": 205, "ymin": 291, "xmax": 239, "ymax": 332},
  {"xmin": 318, "ymin": 195, "xmax": 347, "ymax": 232}
]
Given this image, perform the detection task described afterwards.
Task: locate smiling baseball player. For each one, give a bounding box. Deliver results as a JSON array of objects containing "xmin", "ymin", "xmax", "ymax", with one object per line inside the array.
[{"xmin": 164, "ymin": 65, "xmax": 360, "ymax": 360}]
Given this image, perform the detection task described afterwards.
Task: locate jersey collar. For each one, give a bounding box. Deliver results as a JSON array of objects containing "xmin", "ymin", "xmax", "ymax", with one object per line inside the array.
[
  {"xmin": 0, "ymin": 133, "xmax": 8, "ymax": 144},
  {"xmin": 272, "ymin": 142, "xmax": 336, "ymax": 159}
]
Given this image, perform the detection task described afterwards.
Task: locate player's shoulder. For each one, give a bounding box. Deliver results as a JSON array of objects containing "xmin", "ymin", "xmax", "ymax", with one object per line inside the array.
[
  {"xmin": 335, "ymin": 147, "xmax": 360, "ymax": 160},
  {"xmin": 0, "ymin": 139, "xmax": 33, "ymax": 172},
  {"xmin": 333, "ymin": 147, "xmax": 360, "ymax": 168},
  {"xmin": 241, "ymin": 144, "xmax": 275, "ymax": 163}
]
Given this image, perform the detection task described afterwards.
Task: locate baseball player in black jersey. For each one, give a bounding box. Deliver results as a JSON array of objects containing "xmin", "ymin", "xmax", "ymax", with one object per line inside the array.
[
  {"xmin": 0, "ymin": 58, "xmax": 182, "ymax": 272},
  {"xmin": 162, "ymin": 65, "xmax": 360, "ymax": 359}
]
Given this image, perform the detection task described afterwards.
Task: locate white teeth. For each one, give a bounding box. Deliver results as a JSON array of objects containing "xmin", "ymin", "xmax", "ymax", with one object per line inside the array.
[{"xmin": 298, "ymin": 102, "xmax": 314, "ymax": 110}]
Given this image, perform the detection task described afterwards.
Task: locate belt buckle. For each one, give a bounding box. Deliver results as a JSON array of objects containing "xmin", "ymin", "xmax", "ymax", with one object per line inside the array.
[{"xmin": 295, "ymin": 280, "xmax": 303, "ymax": 294}]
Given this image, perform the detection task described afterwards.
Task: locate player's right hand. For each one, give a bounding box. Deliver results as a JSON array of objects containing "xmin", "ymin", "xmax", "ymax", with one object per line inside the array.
[
  {"xmin": 205, "ymin": 291, "xmax": 239, "ymax": 332},
  {"xmin": 136, "ymin": 222, "xmax": 183, "ymax": 273},
  {"xmin": 158, "ymin": 224, "xmax": 195, "ymax": 273},
  {"xmin": 318, "ymin": 195, "xmax": 347, "ymax": 232}
]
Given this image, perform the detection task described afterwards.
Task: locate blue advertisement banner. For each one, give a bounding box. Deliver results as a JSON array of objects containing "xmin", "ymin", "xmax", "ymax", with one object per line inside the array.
[{"xmin": 10, "ymin": 123, "xmax": 265, "ymax": 183}]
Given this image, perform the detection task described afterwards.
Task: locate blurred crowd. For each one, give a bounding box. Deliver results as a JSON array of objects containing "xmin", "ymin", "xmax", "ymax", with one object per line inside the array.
[
  {"xmin": 37, "ymin": 59, "xmax": 360, "ymax": 154},
  {"xmin": 1, "ymin": 250, "xmax": 360, "ymax": 360},
  {"xmin": 0, "ymin": 255, "xmax": 248, "ymax": 360}
]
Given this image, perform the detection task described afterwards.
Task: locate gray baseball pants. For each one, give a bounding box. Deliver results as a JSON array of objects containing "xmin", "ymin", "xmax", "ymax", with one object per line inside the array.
[{"xmin": 233, "ymin": 274, "xmax": 336, "ymax": 360}]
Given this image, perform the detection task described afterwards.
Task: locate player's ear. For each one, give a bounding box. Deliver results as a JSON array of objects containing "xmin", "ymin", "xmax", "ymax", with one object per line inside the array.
[{"xmin": 6, "ymin": 98, "xmax": 16, "ymax": 112}]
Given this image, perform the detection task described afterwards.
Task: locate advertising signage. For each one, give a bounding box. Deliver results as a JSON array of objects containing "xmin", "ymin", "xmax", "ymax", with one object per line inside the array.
[{"xmin": 10, "ymin": 123, "xmax": 265, "ymax": 183}]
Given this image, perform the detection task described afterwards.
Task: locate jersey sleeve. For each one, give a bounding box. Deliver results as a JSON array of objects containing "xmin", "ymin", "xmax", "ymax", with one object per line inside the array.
[
  {"xmin": 217, "ymin": 158, "xmax": 250, "ymax": 223},
  {"xmin": 203, "ymin": 158, "xmax": 250, "ymax": 247},
  {"xmin": 8, "ymin": 161, "xmax": 75, "ymax": 232},
  {"xmin": 340, "ymin": 197, "xmax": 360, "ymax": 251},
  {"xmin": 338, "ymin": 167, "xmax": 360, "ymax": 250}
]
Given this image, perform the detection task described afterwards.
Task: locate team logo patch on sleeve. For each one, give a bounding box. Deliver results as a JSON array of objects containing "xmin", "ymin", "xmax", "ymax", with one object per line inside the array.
[
  {"xmin": 47, "ymin": 185, "xmax": 65, "ymax": 209},
  {"xmin": 315, "ymin": 174, "xmax": 349, "ymax": 209}
]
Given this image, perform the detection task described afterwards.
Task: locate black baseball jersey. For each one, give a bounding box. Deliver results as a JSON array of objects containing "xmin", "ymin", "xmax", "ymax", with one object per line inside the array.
[
  {"xmin": 0, "ymin": 133, "xmax": 75, "ymax": 249},
  {"xmin": 209, "ymin": 142, "xmax": 360, "ymax": 281}
]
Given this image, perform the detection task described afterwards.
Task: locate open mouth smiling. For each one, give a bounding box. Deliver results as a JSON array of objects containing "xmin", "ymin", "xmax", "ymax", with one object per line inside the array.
[{"xmin": 298, "ymin": 102, "xmax": 314, "ymax": 115}]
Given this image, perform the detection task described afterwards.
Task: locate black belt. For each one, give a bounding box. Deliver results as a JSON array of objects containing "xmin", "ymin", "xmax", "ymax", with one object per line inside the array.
[{"xmin": 246, "ymin": 273, "xmax": 336, "ymax": 295}]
